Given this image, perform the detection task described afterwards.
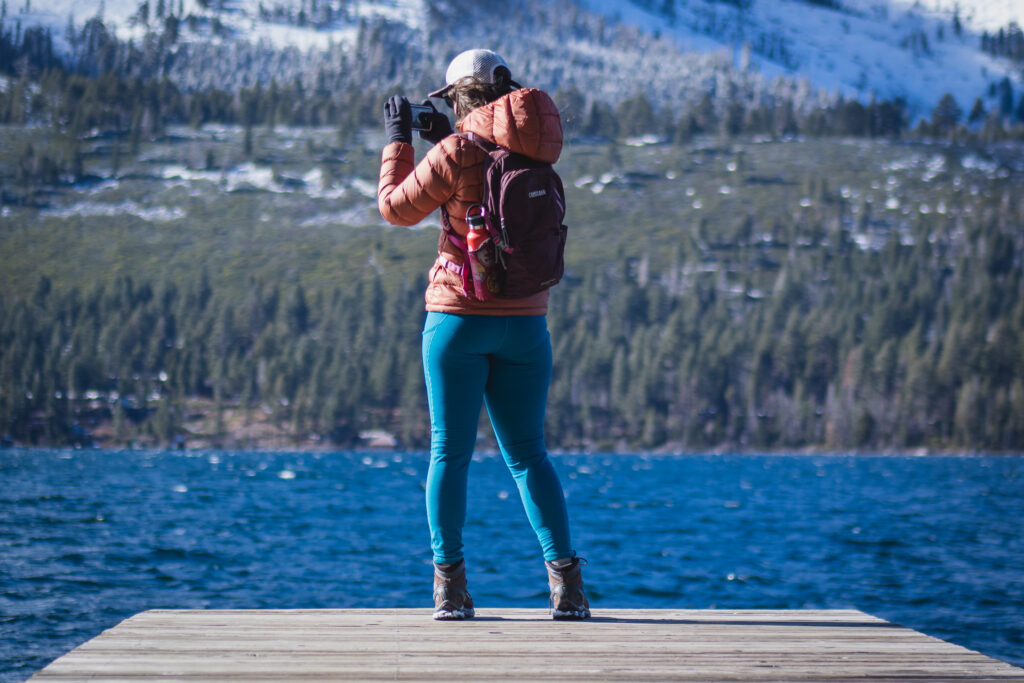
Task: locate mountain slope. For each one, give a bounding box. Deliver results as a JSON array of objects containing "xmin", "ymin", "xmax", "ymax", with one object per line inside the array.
[
  {"xmin": 7, "ymin": 0, "xmax": 1023, "ymax": 118},
  {"xmin": 581, "ymin": 0, "xmax": 1024, "ymax": 118}
]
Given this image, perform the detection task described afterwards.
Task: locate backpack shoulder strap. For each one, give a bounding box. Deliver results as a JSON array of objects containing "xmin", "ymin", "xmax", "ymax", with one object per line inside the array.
[
  {"xmin": 440, "ymin": 208, "xmax": 467, "ymax": 248},
  {"xmin": 438, "ymin": 132, "xmax": 497, "ymax": 238},
  {"xmin": 458, "ymin": 131, "xmax": 500, "ymax": 153}
]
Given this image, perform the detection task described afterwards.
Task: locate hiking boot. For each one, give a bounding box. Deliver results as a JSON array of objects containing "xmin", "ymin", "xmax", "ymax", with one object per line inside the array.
[
  {"xmin": 433, "ymin": 559, "xmax": 475, "ymax": 620},
  {"xmin": 545, "ymin": 557, "xmax": 591, "ymax": 620}
]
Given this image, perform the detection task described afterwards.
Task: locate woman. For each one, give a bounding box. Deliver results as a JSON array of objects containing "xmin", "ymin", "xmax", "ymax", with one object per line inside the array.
[{"xmin": 377, "ymin": 49, "xmax": 589, "ymax": 621}]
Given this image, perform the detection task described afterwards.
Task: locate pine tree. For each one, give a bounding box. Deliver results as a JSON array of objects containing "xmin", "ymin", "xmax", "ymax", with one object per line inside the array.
[
  {"xmin": 968, "ymin": 98, "xmax": 986, "ymax": 125},
  {"xmin": 931, "ymin": 93, "xmax": 962, "ymax": 134}
]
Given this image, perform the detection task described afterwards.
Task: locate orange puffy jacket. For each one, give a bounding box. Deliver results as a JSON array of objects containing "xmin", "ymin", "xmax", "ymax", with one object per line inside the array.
[{"xmin": 378, "ymin": 88, "xmax": 563, "ymax": 315}]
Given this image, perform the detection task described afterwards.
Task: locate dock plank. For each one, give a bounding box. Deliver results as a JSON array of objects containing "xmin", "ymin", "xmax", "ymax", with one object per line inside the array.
[{"xmin": 31, "ymin": 609, "xmax": 1024, "ymax": 682}]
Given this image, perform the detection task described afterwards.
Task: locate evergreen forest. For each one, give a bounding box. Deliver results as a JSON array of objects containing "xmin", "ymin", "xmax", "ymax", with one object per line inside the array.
[{"xmin": 2, "ymin": 10, "xmax": 1024, "ymax": 453}]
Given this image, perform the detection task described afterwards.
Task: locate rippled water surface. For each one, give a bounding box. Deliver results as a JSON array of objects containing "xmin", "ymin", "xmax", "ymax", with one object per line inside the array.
[{"xmin": 2, "ymin": 449, "xmax": 1022, "ymax": 680}]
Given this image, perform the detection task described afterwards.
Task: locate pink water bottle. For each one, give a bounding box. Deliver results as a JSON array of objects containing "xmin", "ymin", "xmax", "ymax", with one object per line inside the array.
[{"xmin": 466, "ymin": 206, "xmax": 497, "ymax": 300}]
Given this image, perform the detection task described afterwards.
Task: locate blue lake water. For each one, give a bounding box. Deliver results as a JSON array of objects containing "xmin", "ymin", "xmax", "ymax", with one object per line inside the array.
[{"xmin": 1, "ymin": 449, "xmax": 1022, "ymax": 680}]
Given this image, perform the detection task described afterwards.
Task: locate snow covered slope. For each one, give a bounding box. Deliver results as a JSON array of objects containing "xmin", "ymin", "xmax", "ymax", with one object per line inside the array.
[
  {"xmin": 896, "ymin": 0, "xmax": 1024, "ymax": 31},
  {"xmin": 580, "ymin": 0, "xmax": 1023, "ymax": 118},
  {"xmin": 11, "ymin": 0, "xmax": 427, "ymax": 50},
  {"xmin": 9, "ymin": 0, "xmax": 1023, "ymax": 118}
]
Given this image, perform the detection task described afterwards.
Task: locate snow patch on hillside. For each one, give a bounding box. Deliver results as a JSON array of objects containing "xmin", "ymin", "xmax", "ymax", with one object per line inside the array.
[
  {"xmin": 13, "ymin": 0, "xmax": 425, "ymax": 51},
  {"xmin": 12, "ymin": 0, "xmax": 1024, "ymax": 119},
  {"xmin": 878, "ymin": 0, "xmax": 1024, "ymax": 31},
  {"xmin": 41, "ymin": 199, "xmax": 186, "ymax": 222},
  {"xmin": 581, "ymin": 0, "xmax": 1023, "ymax": 118}
]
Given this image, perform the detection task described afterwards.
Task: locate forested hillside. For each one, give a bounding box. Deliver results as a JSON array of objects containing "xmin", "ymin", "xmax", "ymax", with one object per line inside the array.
[
  {"xmin": 2, "ymin": 1, "xmax": 1024, "ymax": 453},
  {"xmin": 3, "ymin": 124, "xmax": 1023, "ymax": 452},
  {"xmin": 8, "ymin": 195, "xmax": 1022, "ymax": 453}
]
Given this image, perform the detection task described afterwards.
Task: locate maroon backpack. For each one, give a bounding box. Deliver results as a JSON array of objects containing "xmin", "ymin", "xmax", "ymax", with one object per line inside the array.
[{"xmin": 441, "ymin": 132, "xmax": 567, "ymax": 300}]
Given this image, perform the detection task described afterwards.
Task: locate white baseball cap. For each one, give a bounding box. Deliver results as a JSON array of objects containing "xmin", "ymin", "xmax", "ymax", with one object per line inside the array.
[{"xmin": 428, "ymin": 49, "xmax": 518, "ymax": 99}]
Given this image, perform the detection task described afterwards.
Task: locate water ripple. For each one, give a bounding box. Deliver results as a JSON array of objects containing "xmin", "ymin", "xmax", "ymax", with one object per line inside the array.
[{"xmin": 1, "ymin": 450, "xmax": 1022, "ymax": 681}]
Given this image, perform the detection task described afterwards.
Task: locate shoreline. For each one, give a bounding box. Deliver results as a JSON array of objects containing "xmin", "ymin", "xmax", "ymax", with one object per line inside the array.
[{"xmin": 2, "ymin": 442, "xmax": 1020, "ymax": 458}]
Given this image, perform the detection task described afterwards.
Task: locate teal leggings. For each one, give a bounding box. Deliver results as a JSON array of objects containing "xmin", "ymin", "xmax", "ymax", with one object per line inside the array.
[{"xmin": 421, "ymin": 312, "xmax": 573, "ymax": 564}]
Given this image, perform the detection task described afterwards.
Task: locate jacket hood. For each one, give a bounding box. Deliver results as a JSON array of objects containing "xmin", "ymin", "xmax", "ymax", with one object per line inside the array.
[{"xmin": 458, "ymin": 88, "xmax": 562, "ymax": 164}]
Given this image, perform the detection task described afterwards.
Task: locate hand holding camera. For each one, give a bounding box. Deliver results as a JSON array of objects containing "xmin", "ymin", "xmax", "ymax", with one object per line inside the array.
[
  {"xmin": 384, "ymin": 95, "xmax": 452, "ymax": 145},
  {"xmin": 414, "ymin": 101, "xmax": 452, "ymax": 144}
]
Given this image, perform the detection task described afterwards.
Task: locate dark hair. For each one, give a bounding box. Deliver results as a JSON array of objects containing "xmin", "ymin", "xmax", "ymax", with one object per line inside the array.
[{"xmin": 448, "ymin": 67, "xmax": 516, "ymax": 124}]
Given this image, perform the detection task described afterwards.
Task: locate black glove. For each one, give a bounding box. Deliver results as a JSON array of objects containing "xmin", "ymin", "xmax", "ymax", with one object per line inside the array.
[
  {"xmin": 417, "ymin": 100, "xmax": 453, "ymax": 145},
  {"xmin": 383, "ymin": 95, "xmax": 412, "ymax": 144}
]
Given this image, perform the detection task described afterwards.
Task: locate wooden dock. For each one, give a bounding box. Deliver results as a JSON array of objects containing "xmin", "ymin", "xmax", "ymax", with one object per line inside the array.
[{"xmin": 31, "ymin": 609, "xmax": 1024, "ymax": 681}]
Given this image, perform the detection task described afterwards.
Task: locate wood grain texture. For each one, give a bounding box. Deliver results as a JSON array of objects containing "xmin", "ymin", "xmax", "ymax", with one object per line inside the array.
[{"xmin": 30, "ymin": 609, "xmax": 1024, "ymax": 682}]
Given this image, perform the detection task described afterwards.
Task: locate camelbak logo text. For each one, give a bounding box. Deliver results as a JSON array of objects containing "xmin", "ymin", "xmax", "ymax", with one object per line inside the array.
[{"xmin": 528, "ymin": 189, "xmax": 547, "ymax": 198}]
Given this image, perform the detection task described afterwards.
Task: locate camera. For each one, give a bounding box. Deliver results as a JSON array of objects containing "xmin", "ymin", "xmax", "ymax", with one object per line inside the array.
[{"xmin": 409, "ymin": 104, "xmax": 435, "ymax": 131}]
